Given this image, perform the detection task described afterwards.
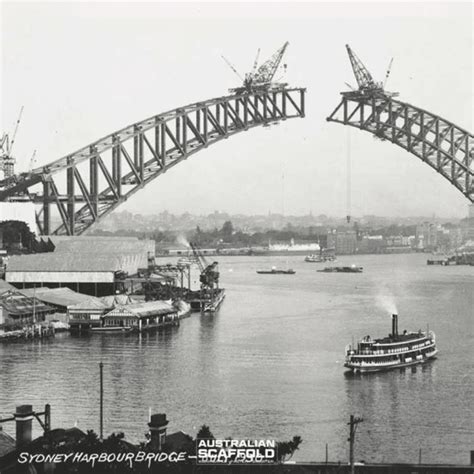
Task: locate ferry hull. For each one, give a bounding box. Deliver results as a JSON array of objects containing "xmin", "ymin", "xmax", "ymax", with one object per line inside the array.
[{"xmin": 345, "ymin": 351, "xmax": 438, "ymax": 373}]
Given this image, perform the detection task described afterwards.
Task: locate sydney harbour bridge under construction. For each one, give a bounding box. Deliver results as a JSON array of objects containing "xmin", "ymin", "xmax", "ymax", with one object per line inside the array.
[{"xmin": 0, "ymin": 43, "xmax": 473, "ymax": 236}]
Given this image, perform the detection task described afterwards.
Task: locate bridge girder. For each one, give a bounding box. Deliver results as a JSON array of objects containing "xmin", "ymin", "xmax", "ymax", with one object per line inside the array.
[
  {"xmin": 327, "ymin": 95, "xmax": 474, "ymax": 202},
  {"xmin": 0, "ymin": 88, "xmax": 306, "ymax": 235}
]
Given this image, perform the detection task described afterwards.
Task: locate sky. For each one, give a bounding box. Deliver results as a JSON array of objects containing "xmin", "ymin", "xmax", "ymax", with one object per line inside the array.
[{"xmin": 1, "ymin": 1, "xmax": 472, "ymax": 219}]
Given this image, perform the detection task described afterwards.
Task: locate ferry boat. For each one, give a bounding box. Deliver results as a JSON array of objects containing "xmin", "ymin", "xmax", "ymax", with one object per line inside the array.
[{"xmin": 344, "ymin": 314, "xmax": 437, "ymax": 373}]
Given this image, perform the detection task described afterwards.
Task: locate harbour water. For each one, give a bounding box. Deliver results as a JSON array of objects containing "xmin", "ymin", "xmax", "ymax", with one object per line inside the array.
[{"xmin": 0, "ymin": 253, "xmax": 472, "ymax": 464}]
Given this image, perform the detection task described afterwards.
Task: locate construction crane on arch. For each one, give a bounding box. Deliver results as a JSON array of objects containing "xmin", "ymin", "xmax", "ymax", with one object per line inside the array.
[
  {"xmin": 343, "ymin": 44, "xmax": 398, "ymax": 99},
  {"xmin": 0, "ymin": 106, "xmax": 24, "ymax": 181},
  {"xmin": 222, "ymin": 41, "xmax": 290, "ymax": 94},
  {"xmin": 342, "ymin": 44, "xmax": 398, "ymax": 224}
]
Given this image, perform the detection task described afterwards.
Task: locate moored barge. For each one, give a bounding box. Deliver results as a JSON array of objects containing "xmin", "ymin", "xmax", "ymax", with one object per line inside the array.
[
  {"xmin": 318, "ymin": 265, "xmax": 363, "ymax": 273},
  {"xmin": 345, "ymin": 314, "xmax": 437, "ymax": 373},
  {"xmin": 256, "ymin": 267, "xmax": 296, "ymax": 275}
]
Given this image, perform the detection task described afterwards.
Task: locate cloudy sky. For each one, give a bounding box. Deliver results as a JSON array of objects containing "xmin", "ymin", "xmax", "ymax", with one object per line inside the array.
[{"xmin": 1, "ymin": 1, "xmax": 472, "ymax": 218}]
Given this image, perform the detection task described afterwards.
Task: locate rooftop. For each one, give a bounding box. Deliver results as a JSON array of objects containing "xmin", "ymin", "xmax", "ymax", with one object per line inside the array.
[
  {"xmin": 20, "ymin": 287, "xmax": 108, "ymax": 310},
  {"xmin": 100, "ymin": 294, "xmax": 137, "ymax": 306},
  {"xmin": 105, "ymin": 300, "xmax": 175, "ymax": 318},
  {"xmin": 0, "ymin": 290, "xmax": 53, "ymax": 316},
  {"xmin": 6, "ymin": 253, "xmax": 125, "ymax": 272}
]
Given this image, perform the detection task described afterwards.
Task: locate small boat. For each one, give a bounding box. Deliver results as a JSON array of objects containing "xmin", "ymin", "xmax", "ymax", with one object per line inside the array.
[
  {"xmin": 344, "ymin": 314, "xmax": 437, "ymax": 373},
  {"xmin": 257, "ymin": 266, "xmax": 295, "ymax": 275},
  {"xmin": 305, "ymin": 254, "xmax": 322, "ymax": 263},
  {"xmin": 318, "ymin": 265, "xmax": 363, "ymax": 273}
]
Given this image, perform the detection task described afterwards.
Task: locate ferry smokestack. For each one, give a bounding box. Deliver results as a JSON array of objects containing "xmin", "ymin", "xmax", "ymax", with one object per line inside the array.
[{"xmin": 392, "ymin": 314, "xmax": 398, "ymax": 338}]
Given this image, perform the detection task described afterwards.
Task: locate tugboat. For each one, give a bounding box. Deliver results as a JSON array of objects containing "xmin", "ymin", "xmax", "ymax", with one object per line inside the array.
[
  {"xmin": 344, "ymin": 314, "xmax": 437, "ymax": 373},
  {"xmin": 257, "ymin": 266, "xmax": 295, "ymax": 275}
]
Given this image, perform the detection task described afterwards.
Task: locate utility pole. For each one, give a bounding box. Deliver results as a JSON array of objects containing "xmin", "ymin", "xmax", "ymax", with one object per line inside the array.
[
  {"xmin": 99, "ymin": 362, "xmax": 104, "ymax": 440},
  {"xmin": 348, "ymin": 415, "xmax": 363, "ymax": 474}
]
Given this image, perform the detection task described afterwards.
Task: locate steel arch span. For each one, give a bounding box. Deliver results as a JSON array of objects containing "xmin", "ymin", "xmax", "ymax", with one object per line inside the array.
[
  {"xmin": 0, "ymin": 88, "xmax": 305, "ymax": 235},
  {"xmin": 327, "ymin": 95, "xmax": 474, "ymax": 202}
]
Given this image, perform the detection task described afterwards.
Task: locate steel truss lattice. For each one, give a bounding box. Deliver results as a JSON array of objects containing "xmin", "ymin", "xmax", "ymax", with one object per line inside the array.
[
  {"xmin": 0, "ymin": 88, "xmax": 305, "ymax": 235},
  {"xmin": 327, "ymin": 95, "xmax": 474, "ymax": 202}
]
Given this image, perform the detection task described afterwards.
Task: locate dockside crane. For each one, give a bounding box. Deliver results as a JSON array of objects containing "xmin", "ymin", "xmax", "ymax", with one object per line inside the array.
[
  {"xmin": 189, "ymin": 242, "xmax": 220, "ymax": 291},
  {"xmin": 223, "ymin": 42, "xmax": 290, "ymax": 94}
]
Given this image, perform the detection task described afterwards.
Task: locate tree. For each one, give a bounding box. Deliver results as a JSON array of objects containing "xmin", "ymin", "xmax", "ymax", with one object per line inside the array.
[
  {"xmin": 0, "ymin": 220, "xmax": 35, "ymax": 252},
  {"xmin": 276, "ymin": 435, "xmax": 302, "ymax": 463},
  {"xmin": 196, "ymin": 425, "xmax": 214, "ymax": 440},
  {"xmin": 221, "ymin": 221, "xmax": 234, "ymax": 239}
]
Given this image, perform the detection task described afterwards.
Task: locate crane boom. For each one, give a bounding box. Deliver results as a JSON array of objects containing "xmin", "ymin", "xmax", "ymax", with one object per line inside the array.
[
  {"xmin": 343, "ymin": 45, "xmax": 398, "ymax": 99},
  {"xmin": 225, "ymin": 42, "xmax": 290, "ymax": 94},
  {"xmin": 221, "ymin": 55, "xmax": 244, "ymax": 82},
  {"xmin": 9, "ymin": 106, "xmax": 24, "ymax": 155},
  {"xmin": 383, "ymin": 57, "xmax": 394, "ymax": 88},
  {"xmin": 251, "ymin": 48, "xmax": 261, "ymax": 75},
  {"xmin": 189, "ymin": 242, "xmax": 208, "ymax": 272},
  {"xmin": 254, "ymin": 41, "xmax": 289, "ymax": 85},
  {"xmin": 345, "ymin": 44, "xmax": 376, "ymax": 90}
]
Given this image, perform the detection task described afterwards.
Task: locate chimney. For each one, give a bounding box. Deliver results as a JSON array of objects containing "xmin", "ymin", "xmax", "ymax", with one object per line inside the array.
[
  {"xmin": 148, "ymin": 413, "xmax": 168, "ymax": 451},
  {"xmin": 392, "ymin": 314, "xmax": 398, "ymax": 338},
  {"xmin": 15, "ymin": 405, "xmax": 34, "ymax": 448}
]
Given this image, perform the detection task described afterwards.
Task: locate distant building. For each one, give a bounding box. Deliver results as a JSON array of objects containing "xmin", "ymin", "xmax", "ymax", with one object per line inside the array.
[
  {"xmin": 357, "ymin": 235, "xmax": 386, "ymax": 254},
  {"xmin": 416, "ymin": 222, "xmax": 439, "ymax": 251},
  {"xmin": 333, "ymin": 231, "xmax": 357, "ymax": 255},
  {"xmin": 268, "ymin": 238, "xmax": 320, "ymax": 254}
]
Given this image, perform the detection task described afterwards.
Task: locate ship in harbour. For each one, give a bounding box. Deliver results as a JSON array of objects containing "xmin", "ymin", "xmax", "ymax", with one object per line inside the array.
[
  {"xmin": 318, "ymin": 265, "xmax": 363, "ymax": 273},
  {"xmin": 344, "ymin": 314, "xmax": 437, "ymax": 373},
  {"xmin": 256, "ymin": 266, "xmax": 295, "ymax": 275}
]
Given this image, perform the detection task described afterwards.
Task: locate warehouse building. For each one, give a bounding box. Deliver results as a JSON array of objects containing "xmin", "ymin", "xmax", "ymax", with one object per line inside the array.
[{"xmin": 5, "ymin": 237, "xmax": 155, "ymax": 297}]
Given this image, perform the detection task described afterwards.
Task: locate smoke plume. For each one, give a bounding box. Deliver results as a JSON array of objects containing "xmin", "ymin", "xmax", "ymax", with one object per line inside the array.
[{"xmin": 176, "ymin": 234, "xmax": 190, "ymax": 248}]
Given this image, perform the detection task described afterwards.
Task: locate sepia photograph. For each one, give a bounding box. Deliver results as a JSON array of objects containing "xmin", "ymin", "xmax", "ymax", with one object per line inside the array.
[{"xmin": 0, "ymin": 1, "xmax": 473, "ymax": 472}]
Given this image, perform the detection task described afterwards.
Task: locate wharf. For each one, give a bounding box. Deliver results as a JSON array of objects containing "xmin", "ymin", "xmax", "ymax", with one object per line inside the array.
[
  {"xmin": 0, "ymin": 324, "xmax": 55, "ymax": 341},
  {"xmin": 188, "ymin": 288, "xmax": 226, "ymax": 313}
]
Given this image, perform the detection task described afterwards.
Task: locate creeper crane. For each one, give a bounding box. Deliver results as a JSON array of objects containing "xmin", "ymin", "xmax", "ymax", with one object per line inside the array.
[{"xmin": 223, "ymin": 42, "xmax": 290, "ymax": 94}]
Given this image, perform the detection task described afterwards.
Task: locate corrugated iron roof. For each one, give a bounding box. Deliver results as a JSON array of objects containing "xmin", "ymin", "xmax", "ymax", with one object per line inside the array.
[
  {"xmin": 20, "ymin": 287, "xmax": 108, "ymax": 310},
  {"xmin": 104, "ymin": 300, "xmax": 175, "ymax": 318},
  {"xmin": 54, "ymin": 238, "xmax": 154, "ymax": 255},
  {"xmin": 100, "ymin": 294, "xmax": 137, "ymax": 306},
  {"xmin": 0, "ymin": 290, "xmax": 54, "ymax": 316},
  {"xmin": 6, "ymin": 254, "xmax": 123, "ymax": 272}
]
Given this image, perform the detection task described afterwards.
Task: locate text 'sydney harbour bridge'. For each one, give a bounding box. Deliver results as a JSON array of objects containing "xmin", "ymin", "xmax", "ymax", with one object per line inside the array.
[{"xmin": 0, "ymin": 43, "xmax": 473, "ymax": 236}]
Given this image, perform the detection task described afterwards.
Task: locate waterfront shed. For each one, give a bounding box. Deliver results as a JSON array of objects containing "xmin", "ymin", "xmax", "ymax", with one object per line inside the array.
[
  {"xmin": 102, "ymin": 301, "xmax": 177, "ymax": 331},
  {"xmin": 0, "ymin": 290, "xmax": 54, "ymax": 329}
]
